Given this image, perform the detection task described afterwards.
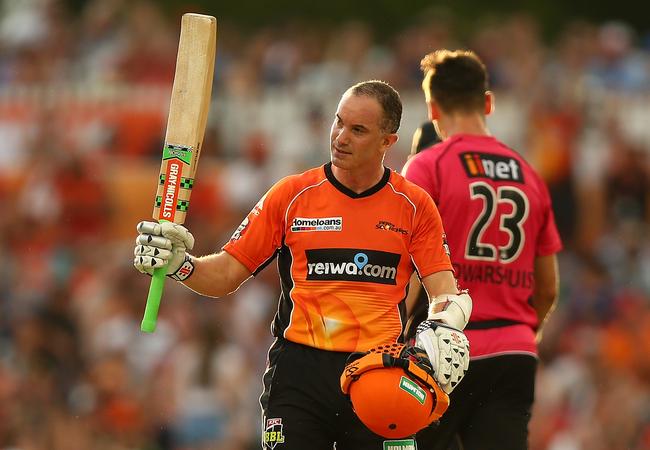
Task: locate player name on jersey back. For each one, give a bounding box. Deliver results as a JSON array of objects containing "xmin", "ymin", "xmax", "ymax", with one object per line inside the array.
[{"xmin": 460, "ymin": 152, "xmax": 524, "ymax": 183}]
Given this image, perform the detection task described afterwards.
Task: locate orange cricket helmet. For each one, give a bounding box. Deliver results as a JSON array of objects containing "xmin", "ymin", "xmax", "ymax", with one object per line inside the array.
[{"xmin": 340, "ymin": 343, "xmax": 449, "ymax": 439}]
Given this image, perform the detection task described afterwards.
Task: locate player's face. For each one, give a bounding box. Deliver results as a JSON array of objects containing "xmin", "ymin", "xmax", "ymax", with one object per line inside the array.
[{"xmin": 330, "ymin": 93, "xmax": 394, "ymax": 172}]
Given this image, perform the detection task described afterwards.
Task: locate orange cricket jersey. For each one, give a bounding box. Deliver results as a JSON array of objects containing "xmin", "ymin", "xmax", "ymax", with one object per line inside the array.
[{"xmin": 223, "ymin": 163, "xmax": 452, "ymax": 352}]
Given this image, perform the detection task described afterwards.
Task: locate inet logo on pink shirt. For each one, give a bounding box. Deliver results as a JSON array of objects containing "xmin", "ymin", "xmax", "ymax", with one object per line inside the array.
[{"xmin": 459, "ymin": 152, "xmax": 524, "ymax": 183}]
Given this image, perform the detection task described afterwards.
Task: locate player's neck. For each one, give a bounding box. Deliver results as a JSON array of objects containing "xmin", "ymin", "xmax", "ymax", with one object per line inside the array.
[
  {"xmin": 438, "ymin": 113, "xmax": 490, "ymax": 140},
  {"xmin": 331, "ymin": 163, "xmax": 385, "ymax": 194}
]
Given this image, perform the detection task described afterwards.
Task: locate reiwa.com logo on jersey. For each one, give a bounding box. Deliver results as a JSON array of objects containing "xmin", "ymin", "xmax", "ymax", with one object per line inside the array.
[
  {"xmin": 291, "ymin": 217, "xmax": 342, "ymax": 232},
  {"xmin": 305, "ymin": 249, "xmax": 400, "ymax": 285}
]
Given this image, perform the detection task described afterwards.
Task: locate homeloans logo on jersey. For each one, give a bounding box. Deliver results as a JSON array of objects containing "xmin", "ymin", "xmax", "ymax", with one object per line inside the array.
[
  {"xmin": 460, "ymin": 152, "xmax": 524, "ymax": 183},
  {"xmin": 291, "ymin": 217, "xmax": 342, "ymax": 232},
  {"xmin": 305, "ymin": 249, "xmax": 400, "ymax": 285}
]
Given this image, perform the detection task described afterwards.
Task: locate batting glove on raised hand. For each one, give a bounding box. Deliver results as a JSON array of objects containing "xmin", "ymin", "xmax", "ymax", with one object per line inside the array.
[
  {"xmin": 133, "ymin": 221, "xmax": 195, "ymax": 281},
  {"xmin": 415, "ymin": 320, "xmax": 470, "ymax": 394}
]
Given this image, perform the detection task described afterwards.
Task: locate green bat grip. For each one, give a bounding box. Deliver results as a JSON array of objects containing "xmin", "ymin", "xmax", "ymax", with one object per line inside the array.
[
  {"xmin": 141, "ymin": 218, "xmax": 171, "ymax": 333},
  {"xmin": 141, "ymin": 267, "xmax": 166, "ymax": 333}
]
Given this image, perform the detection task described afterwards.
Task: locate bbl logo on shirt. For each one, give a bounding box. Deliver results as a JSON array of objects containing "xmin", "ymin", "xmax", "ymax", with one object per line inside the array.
[
  {"xmin": 264, "ymin": 418, "xmax": 285, "ymax": 449},
  {"xmin": 460, "ymin": 152, "xmax": 524, "ymax": 183},
  {"xmin": 305, "ymin": 248, "xmax": 400, "ymax": 285}
]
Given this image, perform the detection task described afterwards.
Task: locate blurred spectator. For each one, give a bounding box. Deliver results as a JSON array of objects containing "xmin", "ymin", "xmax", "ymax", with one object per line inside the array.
[
  {"xmin": 588, "ymin": 21, "xmax": 650, "ymax": 92},
  {"xmin": 115, "ymin": 0, "xmax": 176, "ymax": 84}
]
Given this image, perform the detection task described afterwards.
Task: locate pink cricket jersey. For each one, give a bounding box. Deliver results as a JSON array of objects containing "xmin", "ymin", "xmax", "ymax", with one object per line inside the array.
[{"xmin": 403, "ymin": 134, "xmax": 562, "ymax": 358}]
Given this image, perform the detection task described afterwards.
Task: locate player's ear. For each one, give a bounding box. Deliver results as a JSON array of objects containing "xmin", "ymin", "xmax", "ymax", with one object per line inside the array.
[
  {"xmin": 427, "ymin": 101, "xmax": 441, "ymax": 121},
  {"xmin": 383, "ymin": 132, "xmax": 399, "ymax": 148},
  {"xmin": 485, "ymin": 91, "xmax": 494, "ymax": 116}
]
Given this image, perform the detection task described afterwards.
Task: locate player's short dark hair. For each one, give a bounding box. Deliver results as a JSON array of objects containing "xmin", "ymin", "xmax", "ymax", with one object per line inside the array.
[
  {"xmin": 420, "ymin": 50, "xmax": 488, "ymax": 114},
  {"xmin": 348, "ymin": 80, "xmax": 402, "ymax": 134}
]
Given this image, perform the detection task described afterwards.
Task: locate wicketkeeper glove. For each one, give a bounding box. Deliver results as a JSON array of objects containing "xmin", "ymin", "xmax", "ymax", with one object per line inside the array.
[
  {"xmin": 415, "ymin": 320, "xmax": 470, "ymax": 394},
  {"xmin": 133, "ymin": 221, "xmax": 195, "ymax": 282}
]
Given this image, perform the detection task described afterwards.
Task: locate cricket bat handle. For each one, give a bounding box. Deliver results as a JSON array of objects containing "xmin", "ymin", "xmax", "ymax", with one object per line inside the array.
[{"xmin": 141, "ymin": 265, "xmax": 166, "ymax": 333}]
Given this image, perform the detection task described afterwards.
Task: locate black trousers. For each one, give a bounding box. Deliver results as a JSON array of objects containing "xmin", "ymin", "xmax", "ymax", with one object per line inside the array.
[
  {"xmin": 417, "ymin": 354, "xmax": 537, "ymax": 450},
  {"xmin": 260, "ymin": 338, "xmax": 419, "ymax": 450}
]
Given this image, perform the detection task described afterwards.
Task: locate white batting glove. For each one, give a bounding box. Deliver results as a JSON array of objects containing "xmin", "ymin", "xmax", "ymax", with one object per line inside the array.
[
  {"xmin": 415, "ymin": 320, "xmax": 470, "ymax": 394},
  {"xmin": 133, "ymin": 221, "xmax": 195, "ymax": 281},
  {"xmin": 427, "ymin": 291, "xmax": 473, "ymax": 330}
]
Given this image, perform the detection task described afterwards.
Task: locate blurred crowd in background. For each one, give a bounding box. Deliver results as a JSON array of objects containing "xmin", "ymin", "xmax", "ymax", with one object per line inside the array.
[{"xmin": 1, "ymin": 0, "xmax": 650, "ymax": 449}]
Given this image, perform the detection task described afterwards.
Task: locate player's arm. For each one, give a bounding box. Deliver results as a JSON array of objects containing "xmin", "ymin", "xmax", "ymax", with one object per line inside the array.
[
  {"xmin": 530, "ymin": 253, "xmax": 559, "ymax": 342},
  {"xmin": 183, "ymin": 251, "xmax": 251, "ymax": 297},
  {"xmin": 421, "ymin": 270, "xmax": 471, "ymax": 329},
  {"xmin": 406, "ymin": 192, "xmax": 472, "ymax": 392},
  {"xmin": 404, "ymin": 270, "xmax": 469, "ymax": 335},
  {"xmin": 134, "ymin": 221, "xmax": 252, "ymax": 298},
  {"xmin": 135, "ymin": 179, "xmax": 288, "ymax": 299},
  {"xmin": 404, "ymin": 272, "xmax": 423, "ymax": 318},
  {"xmin": 421, "ymin": 270, "xmax": 459, "ymax": 301}
]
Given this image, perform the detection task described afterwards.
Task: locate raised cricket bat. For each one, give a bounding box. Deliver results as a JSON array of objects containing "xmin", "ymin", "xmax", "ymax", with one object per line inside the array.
[{"xmin": 141, "ymin": 13, "xmax": 217, "ymax": 333}]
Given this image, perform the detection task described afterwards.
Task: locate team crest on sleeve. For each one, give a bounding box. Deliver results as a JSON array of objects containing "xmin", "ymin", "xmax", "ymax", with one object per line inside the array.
[
  {"xmin": 264, "ymin": 418, "xmax": 285, "ymax": 449},
  {"xmin": 230, "ymin": 216, "xmax": 249, "ymax": 241},
  {"xmin": 231, "ymin": 194, "xmax": 268, "ymax": 241},
  {"xmin": 252, "ymin": 193, "xmax": 267, "ymax": 215}
]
